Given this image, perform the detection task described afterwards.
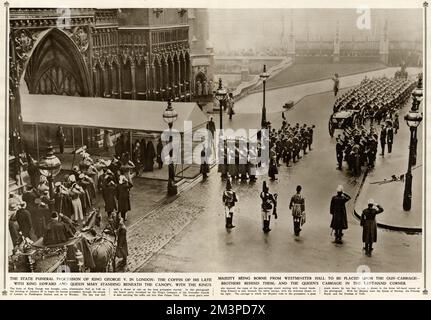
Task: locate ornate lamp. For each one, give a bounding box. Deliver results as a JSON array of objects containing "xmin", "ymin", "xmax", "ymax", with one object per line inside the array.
[{"xmin": 38, "ymin": 145, "xmax": 62, "ymax": 198}]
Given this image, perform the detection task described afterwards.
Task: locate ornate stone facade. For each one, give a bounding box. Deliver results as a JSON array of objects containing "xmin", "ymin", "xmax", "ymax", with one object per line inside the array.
[{"xmin": 8, "ymin": 7, "xmax": 194, "ymax": 160}]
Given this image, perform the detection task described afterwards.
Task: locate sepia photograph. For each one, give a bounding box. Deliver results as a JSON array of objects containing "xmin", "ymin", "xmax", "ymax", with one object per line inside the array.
[{"xmin": 5, "ymin": 5, "xmax": 424, "ymax": 274}]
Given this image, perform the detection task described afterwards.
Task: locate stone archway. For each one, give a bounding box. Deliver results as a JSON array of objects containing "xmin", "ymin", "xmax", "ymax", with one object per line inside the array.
[
  {"xmin": 23, "ymin": 28, "xmax": 91, "ymax": 97},
  {"xmin": 18, "ymin": 28, "xmax": 93, "ymax": 154}
]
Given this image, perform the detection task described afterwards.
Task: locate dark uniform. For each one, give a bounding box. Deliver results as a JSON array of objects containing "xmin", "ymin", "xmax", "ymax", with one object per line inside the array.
[
  {"xmin": 387, "ymin": 126, "xmax": 394, "ymax": 153},
  {"xmin": 380, "ymin": 126, "xmax": 387, "ymax": 156},
  {"xmin": 336, "ymin": 139, "xmax": 344, "ymax": 169},
  {"xmin": 289, "ymin": 187, "xmax": 305, "ymax": 236},
  {"xmin": 361, "ymin": 202, "xmax": 384, "ymax": 256},
  {"xmin": 330, "ymin": 190, "xmax": 351, "ymax": 243}
]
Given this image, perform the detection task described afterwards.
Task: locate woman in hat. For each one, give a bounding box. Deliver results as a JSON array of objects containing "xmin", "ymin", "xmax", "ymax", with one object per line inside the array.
[
  {"xmin": 37, "ymin": 176, "xmax": 49, "ymax": 196},
  {"xmin": 361, "ymin": 199, "xmax": 384, "ymax": 256},
  {"xmin": 289, "ymin": 185, "xmax": 306, "ymax": 236},
  {"xmin": 260, "ymin": 181, "xmax": 277, "ymax": 233},
  {"xmin": 58, "ymin": 182, "xmax": 74, "ymax": 218},
  {"xmin": 117, "ymin": 170, "xmax": 133, "ymax": 221},
  {"xmin": 69, "ymin": 182, "xmax": 85, "ymax": 224},
  {"xmin": 330, "ymin": 185, "xmax": 351, "ymax": 244},
  {"xmin": 8, "ymin": 203, "xmax": 20, "ymax": 247},
  {"xmin": 222, "ymin": 178, "xmax": 238, "ymax": 229}
]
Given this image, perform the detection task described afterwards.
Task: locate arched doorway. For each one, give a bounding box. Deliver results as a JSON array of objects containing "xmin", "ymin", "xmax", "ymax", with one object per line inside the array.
[
  {"xmin": 20, "ymin": 28, "xmax": 92, "ymax": 156},
  {"xmin": 24, "ymin": 28, "xmax": 91, "ymax": 97},
  {"xmin": 194, "ymin": 71, "xmax": 207, "ymax": 97}
]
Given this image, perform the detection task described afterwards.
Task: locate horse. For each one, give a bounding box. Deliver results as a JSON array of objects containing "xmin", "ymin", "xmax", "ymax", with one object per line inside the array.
[
  {"xmin": 81, "ymin": 209, "xmax": 117, "ymax": 272},
  {"xmin": 89, "ymin": 228, "xmax": 117, "ymax": 272}
]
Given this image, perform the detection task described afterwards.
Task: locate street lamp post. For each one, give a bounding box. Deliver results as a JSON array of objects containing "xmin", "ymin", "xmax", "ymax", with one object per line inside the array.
[
  {"xmin": 38, "ymin": 145, "xmax": 62, "ymax": 199},
  {"xmin": 260, "ymin": 64, "xmax": 270, "ymax": 128},
  {"xmin": 163, "ymin": 100, "xmax": 178, "ymax": 196},
  {"xmin": 215, "ymin": 78, "xmax": 227, "ymax": 131},
  {"xmin": 410, "ymin": 75, "xmax": 423, "ymax": 166},
  {"xmin": 402, "ymin": 74, "xmax": 423, "ymax": 211}
]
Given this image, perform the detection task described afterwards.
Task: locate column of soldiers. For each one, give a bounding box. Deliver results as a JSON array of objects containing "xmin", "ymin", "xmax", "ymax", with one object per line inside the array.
[
  {"xmin": 218, "ymin": 121, "xmax": 315, "ymax": 181},
  {"xmin": 334, "ymin": 74, "xmax": 416, "ymax": 175},
  {"xmin": 333, "ymin": 75, "xmax": 416, "ymax": 125},
  {"xmin": 268, "ymin": 120, "xmax": 316, "ymax": 168},
  {"xmin": 335, "ymin": 126, "xmax": 379, "ymax": 175}
]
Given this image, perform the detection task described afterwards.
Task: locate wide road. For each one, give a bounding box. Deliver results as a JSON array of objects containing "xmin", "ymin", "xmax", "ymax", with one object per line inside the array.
[{"xmin": 136, "ymin": 79, "xmax": 421, "ymax": 272}]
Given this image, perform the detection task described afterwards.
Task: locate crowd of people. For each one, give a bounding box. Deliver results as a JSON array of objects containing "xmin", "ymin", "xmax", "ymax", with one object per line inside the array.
[{"xmin": 8, "ymin": 146, "xmax": 132, "ymax": 261}]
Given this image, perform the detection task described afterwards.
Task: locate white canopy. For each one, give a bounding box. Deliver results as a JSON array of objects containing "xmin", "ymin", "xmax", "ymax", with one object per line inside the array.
[{"xmin": 21, "ymin": 93, "xmax": 208, "ymax": 133}]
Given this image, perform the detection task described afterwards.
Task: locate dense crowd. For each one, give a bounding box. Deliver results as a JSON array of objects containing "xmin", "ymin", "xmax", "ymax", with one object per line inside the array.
[{"xmin": 9, "ymin": 147, "xmax": 133, "ymax": 248}]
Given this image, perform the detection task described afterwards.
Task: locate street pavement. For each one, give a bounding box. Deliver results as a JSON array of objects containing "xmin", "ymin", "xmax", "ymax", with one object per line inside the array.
[
  {"xmin": 131, "ymin": 81, "xmax": 421, "ymax": 272},
  {"xmin": 355, "ymin": 99, "xmax": 423, "ymax": 231}
]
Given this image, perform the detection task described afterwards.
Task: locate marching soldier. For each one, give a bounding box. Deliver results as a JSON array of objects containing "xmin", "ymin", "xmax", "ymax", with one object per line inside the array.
[
  {"xmin": 260, "ymin": 181, "xmax": 277, "ymax": 233},
  {"xmin": 386, "ymin": 121, "xmax": 394, "ymax": 154},
  {"xmin": 222, "ymin": 178, "xmax": 238, "ymax": 229},
  {"xmin": 289, "ymin": 185, "xmax": 306, "ymax": 237},
  {"xmin": 380, "ymin": 125, "xmax": 387, "ymax": 156}
]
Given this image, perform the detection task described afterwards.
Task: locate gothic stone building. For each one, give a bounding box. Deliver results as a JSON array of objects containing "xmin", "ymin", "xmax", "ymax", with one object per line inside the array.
[
  {"xmin": 8, "ymin": 8, "xmax": 216, "ymax": 187},
  {"xmin": 9, "ymin": 8, "xmax": 196, "ymax": 154}
]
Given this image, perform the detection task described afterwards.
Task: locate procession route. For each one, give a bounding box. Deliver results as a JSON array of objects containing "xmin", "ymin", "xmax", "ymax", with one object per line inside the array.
[{"xmin": 129, "ymin": 82, "xmax": 421, "ymax": 273}]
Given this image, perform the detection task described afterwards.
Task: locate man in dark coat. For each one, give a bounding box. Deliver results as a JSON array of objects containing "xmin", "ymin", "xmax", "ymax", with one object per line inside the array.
[
  {"xmin": 102, "ymin": 176, "xmax": 117, "ymax": 218},
  {"xmin": 361, "ymin": 199, "xmax": 384, "ymax": 256},
  {"xmin": 16, "ymin": 201, "xmax": 36, "ymax": 241},
  {"xmin": 336, "ymin": 137, "xmax": 344, "ymax": 170},
  {"xmin": 156, "ymin": 138, "xmax": 164, "ymax": 169},
  {"xmin": 332, "ymin": 73, "xmax": 340, "ymax": 97},
  {"xmin": 200, "ymin": 148, "xmax": 210, "ymax": 180},
  {"xmin": 43, "ymin": 211, "xmax": 74, "ymax": 246},
  {"xmin": 144, "ymin": 140, "xmax": 156, "ymax": 172},
  {"xmin": 380, "ymin": 125, "xmax": 387, "ymax": 156},
  {"xmin": 56, "ymin": 126, "xmax": 66, "ymax": 154},
  {"xmin": 33, "ymin": 199, "xmax": 50, "ymax": 239},
  {"xmin": 116, "ymin": 218, "xmax": 128, "ymax": 268},
  {"xmin": 330, "ymin": 185, "xmax": 351, "ymax": 244},
  {"xmin": 386, "ymin": 123, "xmax": 394, "ymax": 154}
]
